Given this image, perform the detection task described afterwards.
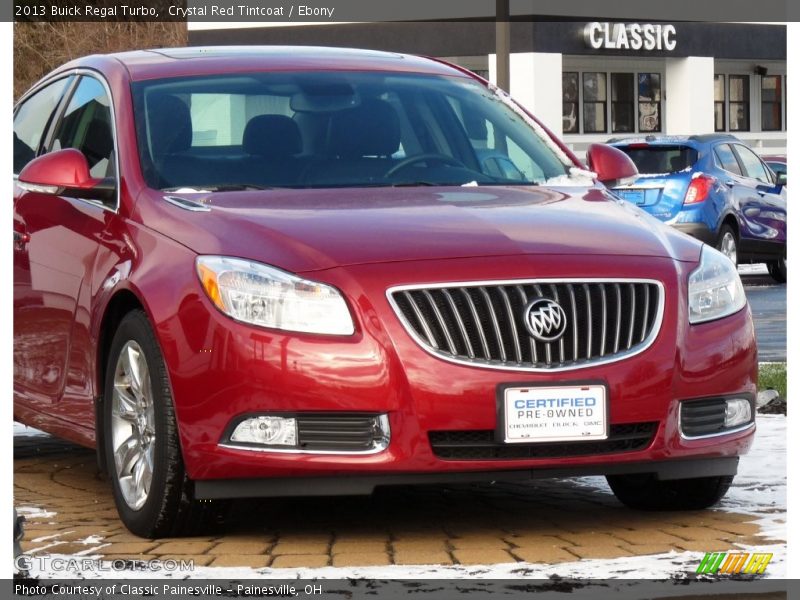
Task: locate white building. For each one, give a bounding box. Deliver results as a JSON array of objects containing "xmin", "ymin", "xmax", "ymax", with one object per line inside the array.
[{"xmin": 188, "ymin": 20, "xmax": 787, "ymax": 157}]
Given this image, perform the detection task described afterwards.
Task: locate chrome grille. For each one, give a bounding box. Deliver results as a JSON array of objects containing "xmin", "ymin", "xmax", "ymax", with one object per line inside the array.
[{"xmin": 389, "ymin": 279, "xmax": 663, "ymax": 371}]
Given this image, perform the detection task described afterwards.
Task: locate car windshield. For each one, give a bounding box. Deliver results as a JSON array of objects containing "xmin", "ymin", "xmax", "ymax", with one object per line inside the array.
[
  {"xmin": 617, "ymin": 145, "xmax": 698, "ymax": 175},
  {"xmin": 131, "ymin": 71, "xmax": 573, "ymax": 190}
]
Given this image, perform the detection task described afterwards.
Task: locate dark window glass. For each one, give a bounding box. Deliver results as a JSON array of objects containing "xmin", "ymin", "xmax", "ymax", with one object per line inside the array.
[
  {"xmin": 714, "ymin": 74, "xmax": 725, "ymax": 132},
  {"xmin": 637, "ymin": 73, "xmax": 661, "ymax": 132},
  {"xmin": 761, "ymin": 75, "xmax": 782, "ymax": 131},
  {"xmin": 611, "ymin": 73, "xmax": 634, "ymax": 133},
  {"xmin": 766, "ymin": 161, "xmax": 786, "ymax": 176},
  {"xmin": 582, "ymin": 72, "xmax": 607, "ymax": 133},
  {"xmin": 51, "ymin": 76, "xmax": 115, "ymax": 181},
  {"xmin": 618, "ymin": 145, "xmax": 698, "ymax": 174},
  {"xmin": 733, "ymin": 144, "xmax": 770, "ymax": 183},
  {"xmin": 728, "ymin": 75, "xmax": 750, "ymax": 131},
  {"xmin": 714, "ymin": 144, "xmax": 742, "ymax": 175},
  {"xmin": 562, "ymin": 72, "xmax": 579, "ymax": 133},
  {"xmin": 13, "ymin": 77, "xmax": 72, "ymax": 174}
]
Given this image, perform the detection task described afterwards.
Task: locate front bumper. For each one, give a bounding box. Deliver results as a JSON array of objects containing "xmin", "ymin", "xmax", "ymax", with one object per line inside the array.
[
  {"xmin": 195, "ymin": 456, "xmax": 740, "ymax": 499},
  {"xmin": 155, "ymin": 254, "xmax": 757, "ymax": 487}
]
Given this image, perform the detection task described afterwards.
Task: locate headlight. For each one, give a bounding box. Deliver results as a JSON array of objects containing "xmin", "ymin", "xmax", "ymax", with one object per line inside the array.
[
  {"xmin": 688, "ymin": 246, "xmax": 746, "ymax": 324},
  {"xmin": 196, "ymin": 256, "xmax": 354, "ymax": 335}
]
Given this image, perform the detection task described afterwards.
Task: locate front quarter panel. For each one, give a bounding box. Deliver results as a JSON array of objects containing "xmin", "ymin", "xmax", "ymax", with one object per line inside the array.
[{"xmin": 91, "ymin": 215, "xmax": 202, "ymax": 433}]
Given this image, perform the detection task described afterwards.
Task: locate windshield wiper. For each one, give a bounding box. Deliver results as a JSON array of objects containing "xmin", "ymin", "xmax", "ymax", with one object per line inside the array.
[
  {"xmin": 390, "ymin": 181, "xmax": 448, "ymax": 187},
  {"xmin": 162, "ymin": 183, "xmax": 276, "ymax": 192}
]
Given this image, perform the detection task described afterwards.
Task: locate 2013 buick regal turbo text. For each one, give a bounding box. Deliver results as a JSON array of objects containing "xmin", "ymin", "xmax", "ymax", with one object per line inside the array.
[{"xmin": 13, "ymin": 46, "xmax": 756, "ymax": 537}]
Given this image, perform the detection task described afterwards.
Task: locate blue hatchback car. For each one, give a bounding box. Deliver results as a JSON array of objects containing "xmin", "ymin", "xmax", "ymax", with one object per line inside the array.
[{"xmin": 609, "ymin": 134, "xmax": 787, "ymax": 283}]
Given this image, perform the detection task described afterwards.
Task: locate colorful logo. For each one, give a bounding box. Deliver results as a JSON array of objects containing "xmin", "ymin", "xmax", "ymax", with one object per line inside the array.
[{"xmin": 696, "ymin": 552, "xmax": 773, "ymax": 575}]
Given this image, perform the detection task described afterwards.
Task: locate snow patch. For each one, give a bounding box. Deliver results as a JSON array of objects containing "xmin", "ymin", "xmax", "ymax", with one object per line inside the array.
[
  {"xmin": 17, "ymin": 506, "xmax": 57, "ymax": 519},
  {"xmin": 488, "ymin": 84, "xmax": 596, "ymax": 187},
  {"xmin": 14, "ymin": 422, "xmax": 50, "ymax": 438}
]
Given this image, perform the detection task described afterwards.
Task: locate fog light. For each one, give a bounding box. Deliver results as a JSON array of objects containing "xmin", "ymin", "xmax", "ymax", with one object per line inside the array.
[
  {"xmin": 724, "ymin": 398, "xmax": 752, "ymax": 428},
  {"xmin": 230, "ymin": 416, "xmax": 298, "ymax": 446}
]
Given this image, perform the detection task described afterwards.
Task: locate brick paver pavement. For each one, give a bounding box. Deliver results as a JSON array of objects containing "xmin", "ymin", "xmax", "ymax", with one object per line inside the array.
[{"xmin": 15, "ymin": 432, "xmax": 781, "ymax": 569}]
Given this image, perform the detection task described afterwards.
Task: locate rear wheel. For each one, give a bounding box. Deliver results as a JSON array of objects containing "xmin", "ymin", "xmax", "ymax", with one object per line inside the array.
[
  {"xmin": 716, "ymin": 225, "xmax": 738, "ymax": 265},
  {"xmin": 607, "ymin": 473, "xmax": 733, "ymax": 511},
  {"xmin": 104, "ymin": 310, "xmax": 227, "ymax": 537},
  {"xmin": 767, "ymin": 256, "xmax": 786, "ymax": 283}
]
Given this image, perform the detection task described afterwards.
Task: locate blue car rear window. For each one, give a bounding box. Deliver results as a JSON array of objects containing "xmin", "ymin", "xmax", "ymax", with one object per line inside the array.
[{"xmin": 618, "ymin": 145, "xmax": 698, "ymax": 175}]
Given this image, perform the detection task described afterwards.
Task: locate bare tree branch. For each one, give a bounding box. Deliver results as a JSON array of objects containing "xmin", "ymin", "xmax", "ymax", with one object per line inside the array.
[{"xmin": 14, "ymin": 22, "xmax": 188, "ymax": 100}]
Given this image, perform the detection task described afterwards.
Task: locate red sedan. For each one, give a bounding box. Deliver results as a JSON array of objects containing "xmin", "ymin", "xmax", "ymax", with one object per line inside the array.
[{"xmin": 13, "ymin": 47, "xmax": 756, "ymax": 537}]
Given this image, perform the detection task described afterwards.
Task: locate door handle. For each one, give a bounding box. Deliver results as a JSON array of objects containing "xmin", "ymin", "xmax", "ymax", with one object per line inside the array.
[
  {"xmin": 724, "ymin": 181, "xmax": 736, "ymax": 188},
  {"xmin": 13, "ymin": 230, "xmax": 30, "ymax": 250}
]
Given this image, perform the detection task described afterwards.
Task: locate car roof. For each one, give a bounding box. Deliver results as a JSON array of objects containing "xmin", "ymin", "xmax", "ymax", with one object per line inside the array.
[
  {"xmin": 62, "ymin": 46, "xmax": 471, "ymax": 83},
  {"xmin": 609, "ymin": 133, "xmax": 740, "ymax": 147}
]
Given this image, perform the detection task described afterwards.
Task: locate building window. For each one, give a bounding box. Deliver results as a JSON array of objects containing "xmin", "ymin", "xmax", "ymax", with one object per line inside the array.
[
  {"xmin": 582, "ymin": 72, "xmax": 607, "ymax": 133},
  {"xmin": 562, "ymin": 72, "xmax": 579, "ymax": 134},
  {"xmin": 611, "ymin": 73, "xmax": 635, "ymax": 133},
  {"xmin": 714, "ymin": 75, "xmax": 726, "ymax": 132},
  {"xmin": 638, "ymin": 73, "xmax": 661, "ymax": 132},
  {"xmin": 563, "ymin": 69, "xmax": 663, "ymax": 135},
  {"xmin": 728, "ymin": 75, "xmax": 750, "ymax": 131},
  {"xmin": 761, "ymin": 75, "xmax": 783, "ymax": 131}
]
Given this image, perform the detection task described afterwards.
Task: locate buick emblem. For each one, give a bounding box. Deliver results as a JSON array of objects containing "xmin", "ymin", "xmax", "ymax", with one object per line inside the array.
[{"xmin": 524, "ymin": 298, "xmax": 568, "ymax": 342}]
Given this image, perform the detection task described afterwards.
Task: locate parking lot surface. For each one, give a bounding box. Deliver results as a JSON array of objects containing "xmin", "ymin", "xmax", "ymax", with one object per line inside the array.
[
  {"xmin": 15, "ymin": 420, "xmax": 784, "ymax": 575},
  {"xmin": 740, "ymin": 266, "xmax": 786, "ymax": 362}
]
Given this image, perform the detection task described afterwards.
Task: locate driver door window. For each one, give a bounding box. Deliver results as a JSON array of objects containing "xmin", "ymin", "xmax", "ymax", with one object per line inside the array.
[
  {"xmin": 51, "ymin": 76, "xmax": 116, "ymax": 182},
  {"xmin": 732, "ymin": 145, "xmax": 772, "ymax": 184}
]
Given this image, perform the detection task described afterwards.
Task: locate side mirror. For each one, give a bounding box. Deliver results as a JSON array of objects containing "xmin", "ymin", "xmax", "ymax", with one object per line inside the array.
[
  {"xmin": 17, "ymin": 148, "xmax": 115, "ymax": 203},
  {"xmin": 776, "ymin": 172, "xmax": 787, "ymax": 187},
  {"xmin": 586, "ymin": 143, "xmax": 639, "ymax": 187}
]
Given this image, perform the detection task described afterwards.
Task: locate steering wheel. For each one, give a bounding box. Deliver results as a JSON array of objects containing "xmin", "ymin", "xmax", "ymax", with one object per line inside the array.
[{"xmin": 384, "ymin": 153, "xmax": 468, "ymax": 178}]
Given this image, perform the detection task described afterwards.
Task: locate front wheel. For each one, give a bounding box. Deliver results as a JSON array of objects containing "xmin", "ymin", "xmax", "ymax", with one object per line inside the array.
[
  {"xmin": 606, "ymin": 473, "xmax": 733, "ymax": 511},
  {"xmin": 104, "ymin": 310, "xmax": 227, "ymax": 537},
  {"xmin": 767, "ymin": 256, "xmax": 786, "ymax": 284}
]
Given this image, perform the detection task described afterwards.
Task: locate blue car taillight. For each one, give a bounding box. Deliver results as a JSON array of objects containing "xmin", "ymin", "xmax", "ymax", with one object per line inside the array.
[{"xmin": 684, "ymin": 174, "xmax": 715, "ymax": 204}]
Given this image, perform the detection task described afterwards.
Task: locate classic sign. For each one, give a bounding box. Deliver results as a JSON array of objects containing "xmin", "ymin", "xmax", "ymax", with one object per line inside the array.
[{"xmin": 584, "ymin": 22, "xmax": 677, "ymax": 52}]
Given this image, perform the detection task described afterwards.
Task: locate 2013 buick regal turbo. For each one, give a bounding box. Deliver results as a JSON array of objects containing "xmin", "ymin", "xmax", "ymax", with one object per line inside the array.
[{"xmin": 13, "ymin": 47, "xmax": 756, "ymax": 537}]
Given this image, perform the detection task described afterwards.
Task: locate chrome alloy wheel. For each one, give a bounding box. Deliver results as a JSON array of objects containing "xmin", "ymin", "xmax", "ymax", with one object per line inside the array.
[
  {"xmin": 110, "ymin": 340, "xmax": 155, "ymax": 511},
  {"xmin": 719, "ymin": 231, "xmax": 738, "ymax": 265}
]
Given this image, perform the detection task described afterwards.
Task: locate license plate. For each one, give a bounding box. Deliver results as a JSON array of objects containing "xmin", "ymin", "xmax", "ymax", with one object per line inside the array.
[
  {"xmin": 617, "ymin": 189, "xmax": 645, "ymax": 205},
  {"xmin": 502, "ymin": 384, "xmax": 607, "ymax": 443}
]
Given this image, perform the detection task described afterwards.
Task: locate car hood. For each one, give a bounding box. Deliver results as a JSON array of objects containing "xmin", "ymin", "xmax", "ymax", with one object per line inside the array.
[{"xmin": 138, "ymin": 185, "xmax": 702, "ymax": 273}]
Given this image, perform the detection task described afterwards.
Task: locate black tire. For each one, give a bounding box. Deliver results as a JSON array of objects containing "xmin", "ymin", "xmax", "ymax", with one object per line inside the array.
[
  {"xmin": 767, "ymin": 256, "xmax": 786, "ymax": 284},
  {"xmin": 715, "ymin": 224, "xmax": 739, "ymax": 266},
  {"xmin": 103, "ymin": 310, "xmax": 227, "ymax": 537},
  {"xmin": 606, "ymin": 473, "xmax": 733, "ymax": 511}
]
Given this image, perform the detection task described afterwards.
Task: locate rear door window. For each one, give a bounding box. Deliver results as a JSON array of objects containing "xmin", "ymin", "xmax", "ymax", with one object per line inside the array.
[
  {"xmin": 713, "ymin": 144, "xmax": 743, "ymax": 175},
  {"xmin": 13, "ymin": 76, "xmax": 73, "ymax": 174}
]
